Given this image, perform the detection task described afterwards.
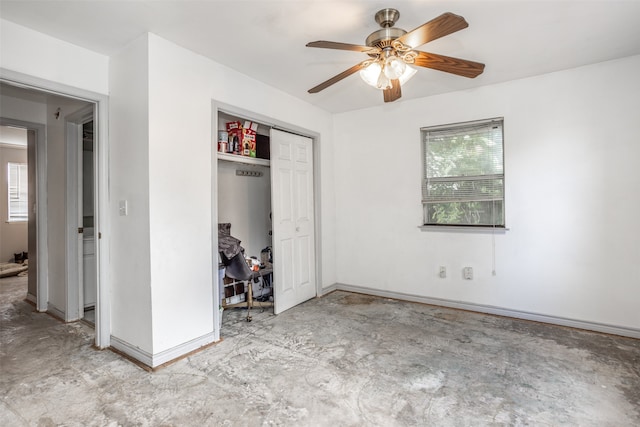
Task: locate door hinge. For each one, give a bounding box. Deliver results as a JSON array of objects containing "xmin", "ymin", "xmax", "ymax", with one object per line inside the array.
[
  {"xmin": 98, "ymin": 232, "xmax": 102, "ymax": 239},
  {"xmin": 78, "ymin": 227, "xmax": 84, "ymax": 234}
]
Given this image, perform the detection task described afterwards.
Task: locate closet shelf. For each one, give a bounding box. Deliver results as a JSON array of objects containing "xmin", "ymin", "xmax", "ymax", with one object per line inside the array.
[{"xmin": 217, "ymin": 152, "xmax": 270, "ymax": 167}]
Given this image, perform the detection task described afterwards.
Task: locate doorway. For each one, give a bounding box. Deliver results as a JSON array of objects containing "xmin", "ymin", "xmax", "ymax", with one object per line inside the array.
[
  {"xmin": 214, "ymin": 105, "xmax": 319, "ymax": 335},
  {"xmin": 0, "ymin": 75, "xmax": 110, "ymax": 348},
  {"xmin": 0, "ymin": 117, "xmax": 46, "ymax": 309}
]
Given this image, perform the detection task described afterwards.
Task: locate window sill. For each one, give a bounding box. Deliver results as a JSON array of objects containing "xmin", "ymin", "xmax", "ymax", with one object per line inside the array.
[
  {"xmin": 6, "ymin": 220, "xmax": 27, "ymax": 224},
  {"xmin": 419, "ymin": 225, "xmax": 509, "ymax": 233}
]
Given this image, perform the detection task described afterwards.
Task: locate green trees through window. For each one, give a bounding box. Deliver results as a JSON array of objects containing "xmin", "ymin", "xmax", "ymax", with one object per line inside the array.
[{"xmin": 422, "ymin": 119, "xmax": 504, "ymax": 227}]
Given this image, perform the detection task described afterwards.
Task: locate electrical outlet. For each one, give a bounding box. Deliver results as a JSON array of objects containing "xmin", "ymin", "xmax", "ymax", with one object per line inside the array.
[
  {"xmin": 118, "ymin": 200, "xmax": 128, "ymax": 216},
  {"xmin": 439, "ymin": 266, "xmax": 446, "ymax": 278},
  {"xmin": 463, "ymin": 267, "xmax": 473, "ymax": 280}
]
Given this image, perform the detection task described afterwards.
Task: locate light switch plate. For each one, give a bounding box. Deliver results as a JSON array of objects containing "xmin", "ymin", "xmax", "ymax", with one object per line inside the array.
[
  {"xmin": 119, "ymin": 200, "xmax": 128, "ymax": 216},
  {"xmin": 439, "ymin": 266, "xmax": 446, "ymax": 278}
]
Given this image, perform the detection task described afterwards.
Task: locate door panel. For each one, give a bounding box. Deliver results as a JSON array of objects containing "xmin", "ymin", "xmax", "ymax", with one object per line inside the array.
[
  {"xmin": 280, "ymin": 237, "xmax": 295, "ymax": 293},
  {"xmin": 296, "ymin": 170, "xmax": 311, "ymax": 222},
  {"xmin": 83, "ymin": 233, "xmax": 96, "ymax": 307},
  {"xmin": 278, "ymin": 169, "xmax": 293, "ymax": 223},
  {"xmin": 296, "ymin": 234, "xmax": 311, "ymax": 286},
  {"xmin": 271, "ymin": 129, "xmax": 316, "ymax": 314}
]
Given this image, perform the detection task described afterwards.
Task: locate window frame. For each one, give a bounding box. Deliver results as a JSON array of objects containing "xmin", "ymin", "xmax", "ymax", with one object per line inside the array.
[
  {"xmin": 420, "ymin": 118, "xmax": 505, "ymax": 229},
  {"xmin": 7, "ymin": 161, "xmax": 28, "ymax": 222}
]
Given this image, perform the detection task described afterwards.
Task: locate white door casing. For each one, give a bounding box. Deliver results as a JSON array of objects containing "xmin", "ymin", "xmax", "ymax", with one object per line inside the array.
[{"xmin": 270, "ymin": 129, "xmax": 316, "ymax": 314}]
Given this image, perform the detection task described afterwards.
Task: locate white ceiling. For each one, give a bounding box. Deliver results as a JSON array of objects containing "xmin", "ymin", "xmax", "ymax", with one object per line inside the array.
[
  {"xmin": 0, "ymin": 125, "xmax": 27, "ymax": 146},
  {"xmin": 2, "ymin": 0, "xmax": 640, "ymax": 113}
]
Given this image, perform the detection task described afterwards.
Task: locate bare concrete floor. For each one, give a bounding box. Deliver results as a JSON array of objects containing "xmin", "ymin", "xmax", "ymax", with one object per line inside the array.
[{"xmin": 1, "ymin": 276, "xmax": 639, "ymax": 426}]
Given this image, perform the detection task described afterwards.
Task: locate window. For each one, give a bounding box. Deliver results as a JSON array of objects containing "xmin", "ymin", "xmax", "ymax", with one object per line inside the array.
[
  {"xmin": 7, "ymin": 162, "xmax": 28, "ymax": 222},
  {"xmin": 421, "ymin": 118, "xmax": 504, "ymax": 227}
]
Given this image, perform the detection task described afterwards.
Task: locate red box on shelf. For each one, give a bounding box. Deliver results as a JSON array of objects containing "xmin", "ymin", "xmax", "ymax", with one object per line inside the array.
[
  {"xmin": 241, "ymin": 128, "xmax": 257, "ymax": 157},
  {"xmin": 225, "ymin": 121, "xmax": 242, "ymax": 132}
]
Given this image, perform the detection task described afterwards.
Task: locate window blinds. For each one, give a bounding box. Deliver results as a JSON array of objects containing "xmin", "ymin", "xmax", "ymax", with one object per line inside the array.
[
  {"xmin": 8, "ymin": 162, "xmax": 28, "ymax": 220},
  {"xmin": 421, "ymin": 118, "xmax": 504, "ymax": 226}
]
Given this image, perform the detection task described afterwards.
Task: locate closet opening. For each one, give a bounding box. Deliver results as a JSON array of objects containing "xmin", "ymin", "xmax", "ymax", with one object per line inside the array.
[
  {"xmin": 214, "ymin": 106, "xmax": 318, "ymax": 334},
  {"xmin": 217, "ymin": 110, "xmax": 274, "ymax": 324}
]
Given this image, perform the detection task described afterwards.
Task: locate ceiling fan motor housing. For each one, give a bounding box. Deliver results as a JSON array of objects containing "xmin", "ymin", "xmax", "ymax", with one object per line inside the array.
[
  {"xmin": 366, "ymin": 8, "xmax": 407, "ymax": 49},
  {"xmin": 366, "ymin": 27, "xmax": 407, "ymax": 49},
  {"xmin": 375, "ymin": 8, "xmax": 400, "ymax": 28}
]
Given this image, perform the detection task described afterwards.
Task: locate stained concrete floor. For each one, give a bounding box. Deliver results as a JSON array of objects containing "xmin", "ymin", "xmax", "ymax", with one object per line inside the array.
[{"xmin": 1, "ymin": 276, "xmax": 639, "ymax": 426}]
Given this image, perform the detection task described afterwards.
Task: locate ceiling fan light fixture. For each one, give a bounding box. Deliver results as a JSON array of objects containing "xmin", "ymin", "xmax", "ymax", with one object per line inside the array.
[
  {"xmin": 360, "ymin": 59, "xmax": 416, "ymax": 90},
  {"xmin": 359, "ymin": 61, "xmax": 383, "ymax": 88},
  {"xmin": 376, "ymin": 70, "xmax": 392, "ymax": 90},
  {"xmin": 398, "ymin": 64, "xmax": 417, "ymax": 86},
  {"xmin": 383, "ymin": 55, "xmax": 406, "ymax": 80}
]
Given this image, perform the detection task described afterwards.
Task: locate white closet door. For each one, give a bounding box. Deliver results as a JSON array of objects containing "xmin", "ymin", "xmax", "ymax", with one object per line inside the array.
[{"xmin": 270, "ymin": 129, "xmax": 316, "ymax": 314}]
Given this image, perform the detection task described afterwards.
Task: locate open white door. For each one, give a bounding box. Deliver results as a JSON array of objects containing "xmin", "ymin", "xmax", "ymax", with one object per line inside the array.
[
  {"xmin": 270, "ymin": 129, "xmax": 316, "ymax": 314},
  {"xmin": 80, "ymin": 119, "xmax": 97, "ymax": 316},
  {"xmin": 76, "ymin": 120, "xmax": 85, "ymax": 317},
  {"xmin": 65, "ymin": 105, "xmax": 96, "ymax": 322}
]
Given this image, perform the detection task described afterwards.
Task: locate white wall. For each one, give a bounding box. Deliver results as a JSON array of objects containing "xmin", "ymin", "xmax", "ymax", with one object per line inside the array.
[
  {"xmin": 217, "ymin": 161, "xmax": 272, "ymax": 260},
  {"xmin": 333, "ymin": 55, "xmax": 640, "ymax": 331},
  {"xmin": 0, "ymin": 19, "xmax": 108, "ymax": 95},
  {"xmin": 146, "ymin": 34, "xmax": 335, "ymax": 355},
  {"xmin": 0, "ymin": 145, "xmax": 28, "ymax": 262},
  {"xmin": 109, "ymin": 34, "xmax": 153, "ymax": 354},
  {"xmin": 0, "ymin": 92, "xmax": 47, "ymax": 123}
]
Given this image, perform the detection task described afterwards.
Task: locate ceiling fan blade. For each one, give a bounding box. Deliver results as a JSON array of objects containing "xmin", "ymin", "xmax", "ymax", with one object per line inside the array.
[
  {"xmin": 383, "ymin": 79, "xmax": 402, "ymax": 102},
  {"xmin": 394, "ymin": 12, "xmax": 468, "ymax": 49},
  {"xmin": 413, "ymin": 51, "xmax": 485, "ymax": 78},
  {"xmin": 308, "ymin": 61, "xmax": 368, "ymax": 93},
  {"xmin": 306, "ymin": 41, "xmax": 380, "ymax": 54}
]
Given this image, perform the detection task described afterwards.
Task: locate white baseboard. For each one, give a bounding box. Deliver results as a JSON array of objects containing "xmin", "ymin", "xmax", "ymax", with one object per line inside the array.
[
  {"xmin": 334, "ymin": 283, "xmax": 640, "ymax": 339},
  {"xmin": 46, "ymin": 303, "xmax": 66, "ymax": 321},
  {"xmin": 111, "ymin": 331, "xmax": 219, "ymax": 369},
  {"xmin": 151, "ymin": 332, "xmax": 218, "ymax": 367},
  {"xmin": 110, "ymin": 335, "xmax": 153, "ymax": 367},
  {"xmin": 319, "ymin": 283, "xmax": 338, "ymax": 296}
]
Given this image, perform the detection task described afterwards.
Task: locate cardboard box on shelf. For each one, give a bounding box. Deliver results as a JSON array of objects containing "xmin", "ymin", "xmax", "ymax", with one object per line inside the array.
[
  {"xmin": 225, "ymin": 121, "xmax": 242, "ymax": 132},
  {"xmin": 242, "ymin": 128, "xmax": 257, "ymax": 157}
]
